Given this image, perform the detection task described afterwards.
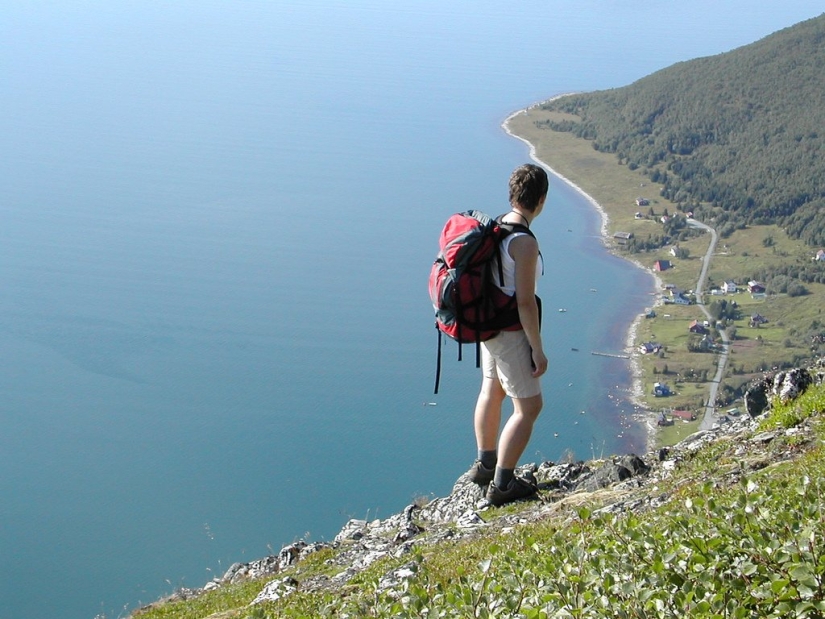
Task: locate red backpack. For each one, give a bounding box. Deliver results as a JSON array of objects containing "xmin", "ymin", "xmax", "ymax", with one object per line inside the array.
[{"xmin": 428, "ymin": 210, "xmax": 534, "ymax": 393}]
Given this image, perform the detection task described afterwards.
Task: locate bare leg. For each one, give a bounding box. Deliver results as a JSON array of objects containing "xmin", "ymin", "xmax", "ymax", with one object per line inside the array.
[
  {"xmin": 474, "ymin": 375, "xmax": 506, "ymax": 451},
  {"xmin": 497, "ymin": 393, "xmax": 543, "ymax": 469}
]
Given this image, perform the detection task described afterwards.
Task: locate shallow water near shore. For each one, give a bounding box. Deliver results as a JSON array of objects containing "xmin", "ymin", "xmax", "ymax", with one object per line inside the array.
[{"xmin": 2, "ymin": 2, "xmax": 823, "ymax": 618}]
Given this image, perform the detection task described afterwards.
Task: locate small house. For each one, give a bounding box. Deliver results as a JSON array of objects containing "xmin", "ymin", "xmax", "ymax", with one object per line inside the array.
[
  {"xmin": 749, "ymin": 313, "xmax": 769, "ymax": 327},
  {"xmin": 635, "ymin": 197, "xmax": 649, "ymax": 206},
  {"xmin": 671, "ymin": 410, "xmax": 697, "ymax": 421},
  {"xmin": 698, "ymin": 335, "xmax": 715, "ymax": 351},
  {"xmin": 653, "ymin": 382, "xmax": 672, "ymax": 397},
  {"xmin": 748, "ymin": 280, "xmax": 766, "ymax": 294},
  {"xmin": 815, "ymin": 249, "xmax": 825, "ymax": 261},
  {"xmin": 722, "ymin": 281, "xmax": 737, "ymax": 294},
  {"xmin": 688, "ymin": 320, "xmax": 707, "ymax": 334},
  {"xmin": 639, "ymin": 342, "xmax": 662, "ymax": 355},
  {"xmin": 654, "ymin": 260, "xmax": 672, "ymax": 272},
  {"xmin": 669, "ymin": 289, "xmax": 691, "ymax": 305},
  {"xmin": 613, "ymin": 231, "xmax": 633, "ymax": 245}
]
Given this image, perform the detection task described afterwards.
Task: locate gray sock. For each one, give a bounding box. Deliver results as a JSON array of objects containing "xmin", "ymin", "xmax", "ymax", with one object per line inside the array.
[
  {"xmin": 494, "ymin": 467, "xmax": 514, "ymax": 489},
  {"xmin": 478, "ymin": 450, "xmax": 497, "ymax": 470}
]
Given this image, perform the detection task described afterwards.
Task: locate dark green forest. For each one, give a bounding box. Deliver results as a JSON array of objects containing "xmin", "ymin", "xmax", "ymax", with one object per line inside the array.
[{"xmin": 540, "ymin": 13, "xmax": 825, "ymax": 247}]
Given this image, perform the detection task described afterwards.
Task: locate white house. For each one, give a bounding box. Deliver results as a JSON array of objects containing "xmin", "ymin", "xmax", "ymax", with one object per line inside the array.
[
  {"xmin": 639, "ymin": 342, "xmax": 662, "ymax": 355},
  {"xmin": 816, "ymin": 249, "xmax": 825, "ymax": 261},
  {"xmin": 722, "ymin": 281, "xmax": 737, "ymax": 294}
]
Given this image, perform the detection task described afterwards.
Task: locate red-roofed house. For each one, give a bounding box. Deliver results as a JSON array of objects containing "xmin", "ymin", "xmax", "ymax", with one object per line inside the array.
[
  {"xmin": 672, "ymin": 410, "xmax": 697, "ymax": 421},
  {"xmin": 689, "ymin": 320, "xmax": 707, "ymax": 334}
]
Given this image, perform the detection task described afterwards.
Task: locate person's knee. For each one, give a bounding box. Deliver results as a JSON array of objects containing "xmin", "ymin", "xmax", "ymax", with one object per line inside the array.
[
  {"xmin": 480, "ymin": 377, "xmax": 506, "ymax": 401},
  {"xmin": 515, "ymin": 393, "xmax": 543, "ymax": 421}
]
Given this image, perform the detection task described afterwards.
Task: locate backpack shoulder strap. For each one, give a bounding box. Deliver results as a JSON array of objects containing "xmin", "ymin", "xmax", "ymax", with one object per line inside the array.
[
  {"xmin": 495, "ymin": 215, "xmax": 543, "ymax": 276},
  {"xmin": 495, "ymin": 214, "xmax": 535, "ymax": 239}
]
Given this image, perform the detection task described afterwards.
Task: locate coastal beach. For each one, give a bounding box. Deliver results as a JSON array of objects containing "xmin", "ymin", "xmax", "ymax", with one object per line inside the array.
[
  {"xmin": 503, "ymin": 99, "xmax": 664, "ymax": 447},
  {"xmin": 503, "ymin": 101, "xmax": 611, "ymax": 239}
]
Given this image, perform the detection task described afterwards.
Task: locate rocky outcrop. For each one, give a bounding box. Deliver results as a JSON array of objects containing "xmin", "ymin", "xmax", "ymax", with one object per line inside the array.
[
  {"xmin": 133, "ymin": 359, "xmax": 823, "ymax": 615},
  {"xmin": 223, "ymin": 421, "xmax": 764, "ymax": 608},
  {"xmin": 744, "ymin": 359, "xmax": 824, "ymax": 417}
]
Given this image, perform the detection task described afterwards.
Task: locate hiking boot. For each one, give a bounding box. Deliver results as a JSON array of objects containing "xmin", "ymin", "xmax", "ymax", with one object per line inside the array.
[
  {"xmin": 465, "ymin": 460, "xmax": 495, "ymax": 486},
  {"xmin": 486, "ymin": 476, "xmax": 537, "ymax": 506}
]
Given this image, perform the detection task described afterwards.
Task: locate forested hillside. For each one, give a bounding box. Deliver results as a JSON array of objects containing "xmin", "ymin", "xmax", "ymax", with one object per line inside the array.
[{"xmin": 541, "ymin": 13, "xmax": 825, "ymax": 246}]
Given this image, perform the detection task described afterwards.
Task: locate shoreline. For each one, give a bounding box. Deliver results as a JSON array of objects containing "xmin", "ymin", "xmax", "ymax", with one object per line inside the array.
[{"xmin": 502, "ymin": 97, "xmax": 663, "ymax": 450}]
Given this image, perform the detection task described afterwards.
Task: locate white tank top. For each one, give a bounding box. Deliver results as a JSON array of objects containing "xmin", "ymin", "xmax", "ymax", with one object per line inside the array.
[{"xmin": 494, "ymin": 232, "xmax": 541, "ymax": 296}]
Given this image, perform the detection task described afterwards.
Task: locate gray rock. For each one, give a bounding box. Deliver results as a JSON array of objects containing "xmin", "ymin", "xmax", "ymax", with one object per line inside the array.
[
  {"xmin": 773, "ymin": 368, "xmax": 813, "ymax": 403},
  {"xmin": 575, "ymin": 454, "xmax": 648, "ymax": 493},
  {"xmin": 456, "ymin": 509, "xmax": 486, "ymax": 529},
  {"xmin": 334, "ymin": 519, "xmax": 368, "ymax": 542},
  {"xmin": 745, "ymin": 366, "xmax": 815, "ymax": 418},
  {"xmin": 250, "ymin": 576, "xmax": 298, "ymax": 604},
  {"xmin": 744, "ymin": 376, "xmax": 771, "ymax": 417}
]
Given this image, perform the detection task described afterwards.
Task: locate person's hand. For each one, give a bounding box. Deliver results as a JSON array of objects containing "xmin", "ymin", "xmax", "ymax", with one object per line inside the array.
[{"xmin": 531, "ymin": 348, "xmax": 548, "ymax": 378}]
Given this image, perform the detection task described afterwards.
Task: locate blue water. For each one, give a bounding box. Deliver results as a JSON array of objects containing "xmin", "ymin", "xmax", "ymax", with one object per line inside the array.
[{"xmin": 2, "ymin": 2, "xmax": 823, "ymax": 618}]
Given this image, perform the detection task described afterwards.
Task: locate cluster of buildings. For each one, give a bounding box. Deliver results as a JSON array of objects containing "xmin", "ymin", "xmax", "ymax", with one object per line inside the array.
[
  {"xmin": 653, "ymin": 278, "xmax": 769, "ymax": 306},
  {"xmin": 707, "ymin": 280, "xmax": 766, "ymax": 297},
  {"xmin": 656, "ymin": 409, "xmax": 697, "ymax": 426},
  {"xmin": 627, "ymin": 203, "xmax": 825, "ymax": 428}
]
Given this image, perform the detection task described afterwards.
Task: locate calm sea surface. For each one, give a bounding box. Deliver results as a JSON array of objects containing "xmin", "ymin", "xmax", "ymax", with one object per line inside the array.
[{"xmin": 1, "ymin": 2, "xmax": 822, "ymax": 617}]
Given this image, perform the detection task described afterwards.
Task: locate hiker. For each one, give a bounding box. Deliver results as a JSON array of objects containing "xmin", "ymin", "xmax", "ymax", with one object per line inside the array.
[{"xmin": 466, "ymin": 163, "xmax": 548, "ymax": 506}]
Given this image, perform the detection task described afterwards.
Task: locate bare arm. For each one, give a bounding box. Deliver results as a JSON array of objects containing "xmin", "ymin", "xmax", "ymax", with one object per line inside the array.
[{"xmin": 509, "ymin": 235, "xmax": 547, "ymax": 377}]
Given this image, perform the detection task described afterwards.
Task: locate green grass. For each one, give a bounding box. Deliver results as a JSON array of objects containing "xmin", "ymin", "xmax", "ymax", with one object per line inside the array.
[
  {"xmin": 759, "ymin": 378, "xmax": 825, "ymax": 430},
  {"xmin": 131, "ymin": 580, "xmax": 262, "ymax": 619}
]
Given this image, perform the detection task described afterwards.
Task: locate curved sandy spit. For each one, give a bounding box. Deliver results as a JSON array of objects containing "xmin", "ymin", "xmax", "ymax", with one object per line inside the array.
[{"xmin": 502, "ymin": 97, "xmax": 665, "ymax": 448}]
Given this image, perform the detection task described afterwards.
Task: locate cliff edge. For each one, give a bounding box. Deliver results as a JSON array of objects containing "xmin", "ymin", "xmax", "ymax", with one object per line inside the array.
[{"xmin": 132, "ymin": 359, "xmax": 825, "ymax": 618}]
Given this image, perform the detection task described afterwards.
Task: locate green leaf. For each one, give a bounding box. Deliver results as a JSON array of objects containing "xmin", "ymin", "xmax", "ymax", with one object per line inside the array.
[
  {"xmin": 740, "ymin": 561, "xmax": 758, "ymax": 576},
  {"xmin": 790, "ymin": 565, "xmax": 814, "ymax": 582}
]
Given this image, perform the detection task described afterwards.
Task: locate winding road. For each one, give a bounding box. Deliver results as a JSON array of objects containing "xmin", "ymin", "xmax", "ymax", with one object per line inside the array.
[{"xmin": 686, "ymin": 219, "xmax": 730, "ymax": 431}]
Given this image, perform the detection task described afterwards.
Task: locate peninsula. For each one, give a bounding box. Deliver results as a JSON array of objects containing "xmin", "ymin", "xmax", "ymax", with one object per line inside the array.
[
  {"xmin": 504, "ymin": 103, "xmax": 715, "ymax": 445},
  {"xmin": 504, "ymin": 14, "xmax": 825, "ymax": 445}
]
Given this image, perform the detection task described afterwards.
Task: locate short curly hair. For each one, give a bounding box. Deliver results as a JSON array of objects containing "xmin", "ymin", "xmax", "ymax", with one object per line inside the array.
[{"xmin": 508, "ymin": 164, "xmax": 548, "ymax": 212}]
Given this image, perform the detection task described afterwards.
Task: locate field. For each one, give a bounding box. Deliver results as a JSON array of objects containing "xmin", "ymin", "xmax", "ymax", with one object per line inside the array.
[{"xmin": 508, "ymin": 106, "xmax": 825, "ymax": 446}]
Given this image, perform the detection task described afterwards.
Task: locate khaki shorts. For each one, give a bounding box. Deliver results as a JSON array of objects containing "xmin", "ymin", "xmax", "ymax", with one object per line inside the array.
[{"xmin": 481, "ymin": 329, "xmax": 542, "ymax": 399}]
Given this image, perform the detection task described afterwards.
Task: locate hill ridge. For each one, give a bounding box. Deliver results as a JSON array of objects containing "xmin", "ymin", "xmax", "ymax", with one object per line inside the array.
[{"xmin": 542, "ymin": 13, "xmax": 825, "ymax": 246}]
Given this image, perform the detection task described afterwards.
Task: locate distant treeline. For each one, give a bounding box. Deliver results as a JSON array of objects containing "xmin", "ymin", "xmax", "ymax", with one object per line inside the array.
[{"xmin": 540, "ymin": 13, "xmax": 825, "ymax": 247}]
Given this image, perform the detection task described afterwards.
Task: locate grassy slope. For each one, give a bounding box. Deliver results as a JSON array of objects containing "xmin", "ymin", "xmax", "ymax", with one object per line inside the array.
[
  {"xmin": 508, "ymin": 107, "xmax": 825, "ymax": 444},
  {"xmin": 132, "ymin": 381, "xmax": 825, "ymax": 618}
]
